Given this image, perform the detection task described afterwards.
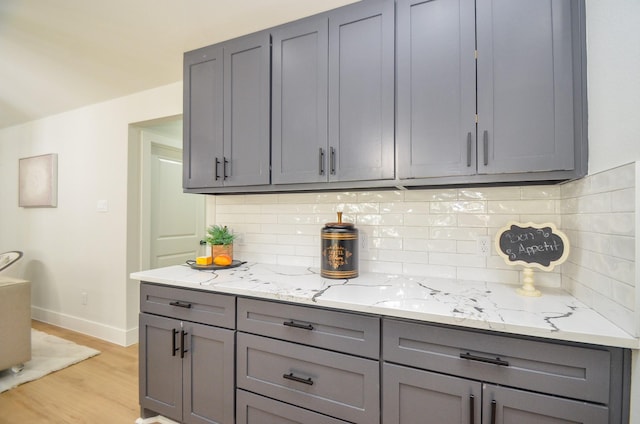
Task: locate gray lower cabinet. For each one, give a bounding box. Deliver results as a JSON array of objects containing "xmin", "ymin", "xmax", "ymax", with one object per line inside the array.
[
  {"xmin": 271, "ymin": 0, "xmax": 395, "ymax": 185},
  {"xmin": 236, "ymin": 298, "xmax": 380, "ymax": 424},
  {"xmin": 397, "ymin": 0, "xmax": 587, "ymax": 183},
  {"xmin": 183, "ymin": 31, "xmax": 270, "ymax": 189},
  {"xmin": 383, "ymin": 318, "xmax": 628, "ymax": 424},
  {"xmin": 384, "ymin": 363, "xmax": 609, "ymax": 424},
  {"xmin": 138, "ymin": 284, "xmax": 629, "ymax": 424},
  {"xmin": 237, "ymin": 387, "xmax": 349, "ymax": 424},
  {"xmin": 139, "ymin": 283, "xmax": 235, "ymax": 424}
]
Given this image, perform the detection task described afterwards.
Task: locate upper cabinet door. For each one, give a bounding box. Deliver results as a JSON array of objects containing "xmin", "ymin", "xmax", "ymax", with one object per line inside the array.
[
  {"xmin": 223, "ymin": 32, "xmax": 271, "ymax": 187},
  {"xmin": 328, "ymin": 0, "xmax": 395, "ymax": 182},
  {"xmin": 183, "ymin": 45, "xmax": 224, "ymax": 189},
  {"xmin": 272, "ymin": 17, "xmax": 329, "ymax": 185},
  {"xmin": 397, "ymin": 0, "xmax": 476, "ymax": 179},
  {"xmin": 476, "ymin": 0, "xmax": 576, "ymax": 174}
]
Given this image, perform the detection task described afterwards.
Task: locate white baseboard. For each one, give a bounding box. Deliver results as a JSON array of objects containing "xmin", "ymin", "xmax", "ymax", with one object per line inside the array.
[{"xmin": 31, "ymin": 306, "xmax": 138, "ymax": 347}]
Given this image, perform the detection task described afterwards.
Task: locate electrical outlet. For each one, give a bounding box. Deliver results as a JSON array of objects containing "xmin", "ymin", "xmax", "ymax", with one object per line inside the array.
[
  {"xmin": 477, "ymin": 235, "xmax": 491, "ymax": 257},
  {"xmin": 81, "ymin": 291, "xmax": 88, "ymax": 306},
  {"xmin": 360, "ymin": 232, "xmax": 368, "ymax": 251}
]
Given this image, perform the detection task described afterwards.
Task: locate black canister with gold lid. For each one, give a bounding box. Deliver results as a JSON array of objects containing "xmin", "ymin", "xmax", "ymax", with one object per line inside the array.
[{"xmin": 321, "ymin": 212, "xmax": 358, "ymax": 279}]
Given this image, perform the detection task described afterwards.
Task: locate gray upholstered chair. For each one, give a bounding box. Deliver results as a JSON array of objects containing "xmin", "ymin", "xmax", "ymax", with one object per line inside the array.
[{"xmin": 0, "ymin": 251, "xmax": 31, "ymax": 373}]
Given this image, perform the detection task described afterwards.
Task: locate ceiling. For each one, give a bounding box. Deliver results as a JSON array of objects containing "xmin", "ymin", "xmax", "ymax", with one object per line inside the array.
[{"xmin": 0, "ymin": 0, "xmax": 357, "ymax": 130}]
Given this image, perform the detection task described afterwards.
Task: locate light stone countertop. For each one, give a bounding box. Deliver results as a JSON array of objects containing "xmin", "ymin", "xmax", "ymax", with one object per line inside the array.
[{"xmin": 130, "ymin": 262, "xmax": 638, "ymax": 349}]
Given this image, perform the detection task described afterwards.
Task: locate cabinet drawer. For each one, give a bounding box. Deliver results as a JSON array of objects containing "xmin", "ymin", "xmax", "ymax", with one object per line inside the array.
[
  {"xmin": 383, "ymin": 319, "xmax": 611, "ymax": 404},
  {"xmin": 237, "ymin": 333, "xmax": 379, "ymax": 424},
  {"xmin": 236, "ymin": 390, "xmax": 349, "ymax": 424},
  {"xmin": 140, "ymin": 282, "xmax": 235, "ymax": 329},
  {"xmin": 237, "ymin": 297, "xmax": 379, "ymax": 358}
]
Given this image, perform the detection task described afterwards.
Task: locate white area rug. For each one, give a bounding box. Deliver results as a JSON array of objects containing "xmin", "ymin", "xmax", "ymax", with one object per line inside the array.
[{"xmin": 0, "ymin": 329, "xmax": 100, "ymax": 394}]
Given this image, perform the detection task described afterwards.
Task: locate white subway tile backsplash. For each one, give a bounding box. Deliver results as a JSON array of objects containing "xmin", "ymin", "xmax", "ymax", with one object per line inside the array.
[
  {"xmin": 521, "ymin": 186, "xmax": 561, "ymax": 200},
  {"xmin": 212, "ymin": 162, "xmax": 636, "ymax": 336},
  {"xmin": 404, "ymin": 188, "xmax": 457, "ymax": 202},
  {"xmin": 487, "ymin": 199, "xmax": 557, "ymax": 214},
  {"xmin": 459, "ymin": 187, "xmax": 522, "ymax": 200},
  {"xmin": 611, "ymin": 188, "xmax": 635, "ymax": 213},
  {"xmin": 431, "ymin": 201, "xmax": 486, "ymax": 214},
  {"xmin": 357, "ymin": 190, "xmax": 404, "ymax": 203}
]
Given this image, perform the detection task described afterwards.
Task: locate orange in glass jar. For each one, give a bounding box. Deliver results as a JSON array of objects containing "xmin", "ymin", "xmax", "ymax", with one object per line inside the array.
[{"xmin": 213, "ymin": 254, "xmax": 232, "ymax": 266}]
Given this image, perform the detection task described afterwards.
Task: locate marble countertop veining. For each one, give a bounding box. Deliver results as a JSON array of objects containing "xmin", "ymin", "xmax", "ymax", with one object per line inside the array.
[{"xmin": 130, "ymin": 262, "xmax": 638, "ymax": 349}]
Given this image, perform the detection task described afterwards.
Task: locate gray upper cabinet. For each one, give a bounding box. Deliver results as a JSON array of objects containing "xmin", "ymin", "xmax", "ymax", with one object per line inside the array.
[
  {"xmin": 398, "ymin": 0, "xmax": 586, "ymax": 182},
  {"xmin": 397, "ymin": 0, "xmax": 476, "ymax": 179},
  {"xmin": 183, "ymin": 31, "xmax": 270, "ymax": 189},
  {"xmin": 328, "ymin": 0, "xmax": 395, "ymax": 182},
  {"xmin": 186, "ymin": 0, "xmax": 587, "ymax": 193},
  {"xmin": 183, "ymin": 44, "xmax": 223, "ymax": 188},
  {"xmin": 271, "ymin": 17, "xmax": 329, "ymax": 184},
  {"xmin": 476, "ymin": 0, "xmax": 578, "ymax": 175},
  {"xmin": 272, "ymin": 0, "xmax": 395, "ymax": 185}
]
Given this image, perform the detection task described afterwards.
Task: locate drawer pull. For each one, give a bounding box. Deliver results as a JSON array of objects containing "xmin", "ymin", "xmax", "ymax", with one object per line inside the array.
[
  {"xmin": 283, "ymin": 320, "xmax": 314, "ymax": 331},
  {"xmin": 460, "ymin": 352, "xmax": 509, "ymax": 367},
  {"xmin": 283, "ymin": 373, "xmax": 314, "ymax": 386},
  {"xmin": 169, "ymin": 301, "xmax": 192, "ymax": 309}
]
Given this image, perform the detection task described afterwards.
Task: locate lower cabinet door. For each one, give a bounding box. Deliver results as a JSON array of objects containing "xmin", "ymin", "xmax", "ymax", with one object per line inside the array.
[
  {"xmin": 139, "ymin": 313, "xmax": 235, "ymax": 424},
  {"xmin": 236, "ymin": 390, "xmax": 349, "ymax": 424},
  {"xmin": 139, "ymin": 313, "xmax": 183, "ymax": 422},
  {"xmin": 483, "ymin": 384, "xmax": 609, "ymax": 424},
  {"xmin": 383, "ymin": 363, "xmax": 482, "ymax": 424},
  {"xmin": 183, "ymin": 321, "xmax": 235, "ymax": 424}
]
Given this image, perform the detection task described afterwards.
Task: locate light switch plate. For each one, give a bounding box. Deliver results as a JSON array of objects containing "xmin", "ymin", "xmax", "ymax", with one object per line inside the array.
[{"xmin": 97, "ymin": 199, "xmax": 108, "ymax": 212}]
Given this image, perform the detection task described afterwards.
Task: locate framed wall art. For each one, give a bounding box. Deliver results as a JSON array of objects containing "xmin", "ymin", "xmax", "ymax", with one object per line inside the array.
[{"xmin": 18, "ymin": 153, "xmax": 58, "ymax": 208}]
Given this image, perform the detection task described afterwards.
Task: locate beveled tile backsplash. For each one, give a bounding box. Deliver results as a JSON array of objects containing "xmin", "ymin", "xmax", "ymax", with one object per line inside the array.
[{"xmin": 207, "ymin": 162, "xmax": 638, "ymax": 336}]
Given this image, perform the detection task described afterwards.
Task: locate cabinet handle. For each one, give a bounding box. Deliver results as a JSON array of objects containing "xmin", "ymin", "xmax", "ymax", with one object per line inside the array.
[
  {"xmin": 469, "ymin": 394, "xmax": 475, "ymax": 424},
  {"xmin": 483, "ymin": 130, "xmax": 489, "ymax": 166},
  {"xmin": 490, "ymin": 400, "xmax": 497, "ymax": 424},
  {"xmin": 169, "ymin": 301, "xmax": 192, "ymax": 309},
  {"xmin": 223, "ymin": 157, "xmax": 229, "ymax": 180},
  {"xmin": 329, "ymin": 147, "xmax": 336, "ymax": 175},
  {"xmin": 283, "ymin": 372, "xmax": 314, "ymax": 386},
  {"xmin": 283, "ymin": 320, "xmax": 314, "ymax": 331},
  {"xmin": 171, "ymin": 328, "xmax": 179, "ymax": 357},
  {"xmin": 215, "ymin": 158, "xmax": 221, "ymax": 180},
  {"xmin": 460, "ymin": 352, "xmax": 509, "ymax": 367},
  {"xmin": 319, "ymin": 148, "xmax": 325, "ymax": 175},
  {"xmin": 180, "ymin": 330, "xmax": 188, "ymax": 359},
  {"xmin": 466, "ymin": 132, "xmax": 472, "ymax": 167}
]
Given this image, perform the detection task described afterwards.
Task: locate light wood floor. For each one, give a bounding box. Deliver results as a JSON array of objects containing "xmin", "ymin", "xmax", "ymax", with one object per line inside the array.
[{"xmin": 0, "ymin": 321, "xmax": 140, "ymax": 424}]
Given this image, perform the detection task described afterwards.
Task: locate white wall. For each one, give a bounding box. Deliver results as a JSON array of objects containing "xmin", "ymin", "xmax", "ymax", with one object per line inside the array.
[
  {"xmin": 585, "ymin": 0, "xmax": 640, "ymax": 174},
  {"xmin": 0, "ymin": 82, "xmax": 182, "ymax": 345}
]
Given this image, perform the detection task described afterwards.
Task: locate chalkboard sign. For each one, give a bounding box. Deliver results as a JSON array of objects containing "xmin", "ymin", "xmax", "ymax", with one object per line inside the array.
[{"xmin": 495, "ymin": 222, "xmax": 569, "ymax": 271}]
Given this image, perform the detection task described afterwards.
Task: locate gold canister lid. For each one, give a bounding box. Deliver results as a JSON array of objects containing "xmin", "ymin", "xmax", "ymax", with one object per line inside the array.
[{"xmin": 324, "ymin": 212, "xmax": 354, "ymax": 228}]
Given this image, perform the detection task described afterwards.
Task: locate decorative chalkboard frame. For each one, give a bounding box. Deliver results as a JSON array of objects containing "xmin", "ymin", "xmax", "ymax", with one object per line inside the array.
[{"xmin": 495, "ymin": 222, "xmax": 570, "ymax": 296}]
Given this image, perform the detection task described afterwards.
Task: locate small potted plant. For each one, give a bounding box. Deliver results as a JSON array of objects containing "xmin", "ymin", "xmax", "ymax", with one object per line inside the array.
[{"xmin": 206, "ymin": 224, "xmax": 237, "ymax": 262}]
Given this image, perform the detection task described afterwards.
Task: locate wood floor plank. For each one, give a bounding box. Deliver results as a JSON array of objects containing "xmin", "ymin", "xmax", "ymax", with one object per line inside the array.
[{"xmin": 0, "ymin": 321, "xmax": 139, "ymax": 424}]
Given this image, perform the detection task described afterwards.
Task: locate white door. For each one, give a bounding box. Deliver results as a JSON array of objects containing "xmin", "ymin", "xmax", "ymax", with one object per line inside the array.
[{"xmin": 149, "ymin": 140, "xmax": 205, "ymax": 268}]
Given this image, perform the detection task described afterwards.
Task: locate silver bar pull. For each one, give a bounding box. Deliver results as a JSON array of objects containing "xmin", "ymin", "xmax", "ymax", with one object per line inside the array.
[
  {"xmin": 483, "ymin": 130, "xmax": 489, "ymax": 166},
  {"xmin": 319, "ymin": 148, "xmax": 325, "ymax": 175},
  {"xmin": 466, "ymin": 132, "xmax": 472, "ymax": 167},
  {"xmin": 330, "ymin": 147, "xmax": 336, "ymax": 175}
]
